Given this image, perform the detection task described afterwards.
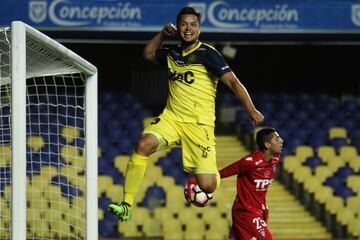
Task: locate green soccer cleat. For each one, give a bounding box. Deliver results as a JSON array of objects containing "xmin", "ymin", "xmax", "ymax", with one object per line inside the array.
[{"xmin": 107, "ymin": 202, "xmax": 132, "ymax": 222}]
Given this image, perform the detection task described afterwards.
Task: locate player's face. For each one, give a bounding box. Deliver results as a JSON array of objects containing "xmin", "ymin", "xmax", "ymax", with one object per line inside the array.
[
  {"xmin": 177, "ymin": 14, "xmax": 201, "ymax": 46},
  {"xmin": 268, "ymin": 132, "xmax": 283, "ymax": 154}
]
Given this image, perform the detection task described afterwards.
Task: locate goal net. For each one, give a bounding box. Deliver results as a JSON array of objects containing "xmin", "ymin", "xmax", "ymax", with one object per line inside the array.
[{"xmin": 0, "ymin": 21, "xmax": 98, "ymax": 239}]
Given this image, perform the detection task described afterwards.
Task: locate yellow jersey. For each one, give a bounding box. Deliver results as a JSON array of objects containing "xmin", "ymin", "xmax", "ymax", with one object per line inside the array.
[{"xmin": 156, "ymin": 41, "xmax": 231, "ymax": 126}]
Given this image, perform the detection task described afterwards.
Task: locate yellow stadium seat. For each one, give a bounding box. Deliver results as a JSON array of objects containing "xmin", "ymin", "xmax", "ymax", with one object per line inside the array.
[
  {"xmin": 72, "ymin": 196, "xmax": 85, "ymax": 210},
  {"xmin": 348, "ymin": 156, "xmax": 360, "ymax": 172},
  {"xmin": 61, "ymin": 126, "xmax": 80, "ymax": 144},
  {"xmin": 142, "ymin": 218, "xmax": 162, "ymax": 237},
  {"xmin": 336, "ymin": 207, "xmax": 356, "ymax": 225},
  {"xmin": 98, "ymin": 175, "xmax": 113, "ymax": 196},
  {"xmin": 163, "ymin": 219, "xmax": 183, "ymax": 240},
  {"xmin": 206, "ymin": 217, "xmax": 230, "ymax": 239},
  {"xmin": 98, "ymin": 208, "xmax": 104, "ymax": 220},
  {"xmin": 315, "ymin": 166, "xmax": 334, "ymax": 183},
  {"xmin": 178, "ymin": 207, "xmax": 198, "ymax": 224},
  {"xmin": 327, "ymin": 156, "xmax": 346, "ymax": 172},
  {"xmin": 314, "ymin": 186, "xmax": 334, "ymax": 204},
  {"xmin": 283, "ymin": 156, "xmax": 301, "ymax": 174},
  {"xmin": 202, "ymin": 207, "xmax": 223, "ymax": 224},
  {"xmin": 114, "ymin": 155, "xmax": 128, "ymax": 175},
  {"xmin": 346, "ymin": 196, "xmax": 360, "ymax": 213},
  {"xmin": 27, "ymin": 135, "xmax": 45, "ymax": 152},
  {"xmin": 293, "ymin": 166, "xmax": 312, "ymax": 183},
  {"xmin": 40, "ymin": 165, "xmax": 59, "ymax": 179},
  {"xmin": 156, "ymin": 175, "xmax": 176, "ymax": 190},
  {"xmin": 347, "ymin": 175, "xmax": 360, "ymax": 193},
  {"xmin": 303, "ymin": 176, "xmax": 322, "ymax": 193},
  {"xmin": 43, "ymin": 185, "xmax": 62, "ymax": 201},
  {"xmin": 0, "ymin": 144, "xmax": 11, "ymax": 167},
  {"xmin": 317, "ymin": 146, "xmax": 336, "ymax": 163},
  {"xmin": 184, "ymin": 218, "xmax": 205, "ymax": 240},
  {"xmin": 49, "ymin": 221, "xmax": 72, "ymax": 238},
  {"xmin": 329, "ymin": 127, "xmax": 347, "ymax": 139},
  {"xmin": 105, "ymin": 184, "xmax": 123, "ymax": 203},
  {"xmin": 60, "ymin": 145, "xmax": 81, "ymax": 165},
  {"xmin": 295, "ymin": 145, "xmax": 314, "ymax": 163},
  {"xmin": 324, "ymin": 196, "xmax": 344, "ymax": 215},
  {"xmin": 339, "ymin": 146, "xmax": 358, "ymax": 161},
  {"xmin": 144, "ymin": 165, "xmax": 163, "ymax": 184},
  {"xmin": 347, "ymin": 218, "xmax": 360, "ymax": 237},
  {"xmin": 43, "ymin": 208, "xmax": 62, "ymax": 222}
]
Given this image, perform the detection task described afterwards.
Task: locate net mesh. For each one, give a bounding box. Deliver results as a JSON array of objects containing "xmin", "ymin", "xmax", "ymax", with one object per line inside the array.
[{"xmin": 0, "ymin": 27, "xmax": 87, "ymax": 239}]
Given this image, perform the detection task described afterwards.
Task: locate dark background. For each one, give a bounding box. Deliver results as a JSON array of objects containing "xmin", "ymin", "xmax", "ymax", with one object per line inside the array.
[{"xmin": 61, "ymin": 40, "xmax": 360, "ymax": 110}]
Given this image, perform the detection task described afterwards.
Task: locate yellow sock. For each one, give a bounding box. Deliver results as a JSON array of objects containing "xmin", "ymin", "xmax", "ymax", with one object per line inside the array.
[
  {"xmin": 215, "ymin": 171, "xmax": 221, "ymax": 189},
  {"xmin": 123, "ymin": 152, "xmax": 148, "ymax": 206}
]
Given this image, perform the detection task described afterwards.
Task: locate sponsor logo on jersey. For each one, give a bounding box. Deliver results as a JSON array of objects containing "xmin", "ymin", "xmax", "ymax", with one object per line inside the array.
[
  {"xmin": 254, "ymin": 179, "xmax": 273, "ymax": 189},
  {"xmin": 197, "ymin": 144, "xmax": 210, "ymax": 158},
  {"xmin": 255, "ymin": 159, "xmax": 263, "ymax": 165},
  {"xmin": 245, "ymin": 156, "xmax": 253, "ymax": 161},
  {"xmin": 168, "ymin": 70, "xmax": 195, "ymax": 84},
  {"xmin": 187, "ymin": 55, "xmax": 196, "ymax": 64}
]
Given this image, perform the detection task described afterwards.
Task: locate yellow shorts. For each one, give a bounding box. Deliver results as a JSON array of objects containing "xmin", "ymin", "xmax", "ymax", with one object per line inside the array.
[{"xmin": 143, "ymin": 112, "xmax": 217, "ymax": 174}]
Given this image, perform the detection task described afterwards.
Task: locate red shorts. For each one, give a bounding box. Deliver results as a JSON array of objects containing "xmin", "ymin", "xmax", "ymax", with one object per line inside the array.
[{"xmin": 228, "ymin": 209, "xmax": 273, "ymax": 240}]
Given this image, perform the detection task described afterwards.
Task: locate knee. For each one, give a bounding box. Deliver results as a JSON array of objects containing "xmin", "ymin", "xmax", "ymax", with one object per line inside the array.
[
  {"xmin": 196, "ymin": 174, "xmax": 217, "ymax": 193},
  {"xmin": 136, "ymin": 134, "xmax": 158, "ymax": 156}
]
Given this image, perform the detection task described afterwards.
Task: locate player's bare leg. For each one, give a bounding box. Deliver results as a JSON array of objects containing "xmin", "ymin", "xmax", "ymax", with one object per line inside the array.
[{"xmin": 195, "ymin": 173, "xmax": 218, "ymax": 193}]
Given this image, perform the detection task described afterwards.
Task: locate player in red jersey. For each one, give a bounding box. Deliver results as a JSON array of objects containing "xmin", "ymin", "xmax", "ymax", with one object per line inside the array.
[{"xmin": 219, "ymin": 127, "xmax": 283, "ymax": 240}]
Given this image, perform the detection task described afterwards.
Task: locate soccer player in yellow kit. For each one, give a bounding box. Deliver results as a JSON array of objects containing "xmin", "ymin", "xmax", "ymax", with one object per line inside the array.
[{"xmin": 108, "ymin": 7, "xmax": 264, "ymax": 221}]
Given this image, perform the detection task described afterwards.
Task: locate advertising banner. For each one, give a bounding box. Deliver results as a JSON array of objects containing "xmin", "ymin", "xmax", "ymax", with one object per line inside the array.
[{"xmin": 1, "ymin": 0, "xmax": 360, "ymax": 33}]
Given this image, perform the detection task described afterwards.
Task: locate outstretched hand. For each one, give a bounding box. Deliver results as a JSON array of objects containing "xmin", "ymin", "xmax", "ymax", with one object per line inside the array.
[
  {"xmin": 162, "ymin": 23, "xmax": 177, "ymax": 38},
  {"xmin": 248, "ymin": 109, "xmax": 264, "ymax": 126}
]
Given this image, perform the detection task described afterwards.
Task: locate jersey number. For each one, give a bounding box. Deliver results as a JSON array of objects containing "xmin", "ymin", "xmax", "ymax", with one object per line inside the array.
[{"xmin": 252, "ymin": 217, "xmax": 267, "ymax": 230}]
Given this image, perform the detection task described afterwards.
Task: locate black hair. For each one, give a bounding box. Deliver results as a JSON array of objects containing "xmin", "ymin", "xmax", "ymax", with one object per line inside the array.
[
  {"xmin": 176, "ymin": 7, "xmax": 201, "ymax": 26},
  {"xmin": 256, "ymin": 127, "xmax": 276, "ymax": 151}
]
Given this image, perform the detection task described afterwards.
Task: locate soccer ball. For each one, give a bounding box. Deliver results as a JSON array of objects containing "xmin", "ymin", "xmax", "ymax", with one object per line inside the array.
[{"xmin": 184, "ymin": 177, "xmax": 213, "ymax": 207}]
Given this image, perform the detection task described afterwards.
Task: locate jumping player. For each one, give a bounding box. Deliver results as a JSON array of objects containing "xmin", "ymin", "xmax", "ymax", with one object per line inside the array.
[{"xmin": 108, "ymin": 7, "xmax": 264, "ymax": 222}]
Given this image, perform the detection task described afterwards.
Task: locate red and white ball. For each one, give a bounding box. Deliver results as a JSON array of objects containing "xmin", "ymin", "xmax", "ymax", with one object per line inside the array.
[{"xmin": 184, "ymin": 177, "xmax": 213, "ymax": 207}]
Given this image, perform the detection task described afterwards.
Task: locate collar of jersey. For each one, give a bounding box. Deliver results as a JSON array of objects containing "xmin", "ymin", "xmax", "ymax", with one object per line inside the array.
[{"xmin": 182, "ymin": 41, "xmax": 202, "ymax": 57}]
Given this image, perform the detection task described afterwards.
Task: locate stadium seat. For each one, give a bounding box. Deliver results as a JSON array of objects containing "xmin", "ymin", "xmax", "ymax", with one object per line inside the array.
[
  {"xmin": 329, "ymin": 127, "xmax": 347, "ymax": 139},
  {"xmin": 347, "ymin": 218, "xmax": 360, "ymax": 238},
  {"xmin": 105, "ymin": 184, "xmax": 124, "ymax": 203},
  {"xmin": 335, "ymin": 207, "xmax": 356, "ymax": 225},
  {"xmin": 305, "ymin": 156, "xmax": 323, "ymax": 171},
  {"xmin": 325, "ymin": 176, "xmax": 343, "ymax": 192},
  {"xmin": 156, "ymin": 175, "xmax": 176, "ymax": 191},
  {"xmin": 114, "ymin": 155, "xmax": 128, "ymax": 175},
  {"xmin": 184, "ymin": 218, "xmax": 205, "ymax": 240},
  {"xmin": 336, "ymin": 166, "xmax": 354, "ymax": 182},
  {"xmin": 162, "ymin": 219, "xmax": 183, "ymax": 240},
  {"xmin": 329, "ymin": 137, "xmax": 347, "ymax": 153},
  {"xmin": 348, "ymin": 156, "xmax": 360, "ymax": 172},
  {"xmin": 346, "ymin": 175, "xmax": 360, "ymax": 193},
  {"xmin": 293, "ymin": 166, "xmax": 312, "ymax": 183},
  {"xmin": 315, "ymin": 166, "xmax": 334, "ymax": 183},
  {"xmin": 327, "ymin": 156, "xmax": 346, "ymax": 173},
  {"xmin": 317, "ymin": 146, "xmax": 336, "ymax": 163},
  {"xmin": 142, "ymin": 218, "xmax": 162, "ymax": 237},
  {"xmin": 98, "ymin": 175, "xmax": 114, "ymax": 196},
  {"xmin": 324, "ymin": 196, "xmax": 344, "ymax": 215},
  {"xmin": 61, "ymin": 126, "xmax": 80, "ymax": 144},
  {"xmin": 0, "ymin": 145, "xmax": 11, "ymax": 167},
  {"xmin": 335, "ymin": 186, "xmax": 354, "ymax": 201},
  {"xmin": 283, "ymin": 156, "xmax": 301, "ymax": 174},
  {"xmin": 295, "ymin": 145, "xmax": 314, "ymax": 163},
  {"xmin": 339, "ymin": 146, "xmax": 358, "ymax": 161},
  {"xmin": 303, "ymin": 176, "xmax": 322, "ymax": 193},
  {"xmin": 345, "ymin": 196, "xmax": 360, "ymax": 213},
  {"xmin": 27, "ymin": 135, "xmax": 45, "ymax": 152},
  {"xmin": 314, "ymin": 186, "xmax": 334, "ymax": 204}
]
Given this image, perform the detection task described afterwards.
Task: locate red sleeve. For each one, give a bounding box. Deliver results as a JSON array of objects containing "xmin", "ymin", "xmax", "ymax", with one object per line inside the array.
[{"xmin": 219, "ymin": 157, "xmax": 252, "ymax": 179}]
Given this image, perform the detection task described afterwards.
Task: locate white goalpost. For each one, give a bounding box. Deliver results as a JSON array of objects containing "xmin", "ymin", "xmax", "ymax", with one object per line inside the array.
[{"xmin": 0, "ymin": 21, "xmax": 98, "ymax": 239}]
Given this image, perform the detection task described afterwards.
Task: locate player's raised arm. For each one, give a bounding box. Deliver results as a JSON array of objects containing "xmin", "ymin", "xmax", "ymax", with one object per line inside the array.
[
  {"xmin": 220, "ymin": 71, "xmax": 264, "ymax": 126},
  {"xmin": 143, "ymin": 23, "xmax": 177, "ymax": 64}
]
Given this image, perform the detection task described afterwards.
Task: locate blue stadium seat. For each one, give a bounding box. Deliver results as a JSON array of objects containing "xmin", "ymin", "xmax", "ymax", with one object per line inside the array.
[
  {"xmin": 98, "ymin": 219, "xmax": 119, "ymax": 238},
  {"xmin": 305, "ymin": 156, "xmax": 323, "ymax": 171},
  {"xmin": 335, "ymin": 186, "xmax": 355, "ymax": 201},
  {"xmin": 336, "ymin": 166, "xmax": 354, "ymax": 183},
  {"xmin": 98, "ymin": 196, "xmax": 112, "ymax": 210},
  {"xmin": 325, "ymin": 176, "xmax": 343, "ymax": 192},
  {"xmin": 329, "ymin": 138, "xmax": 347, "ymax": 153}
]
